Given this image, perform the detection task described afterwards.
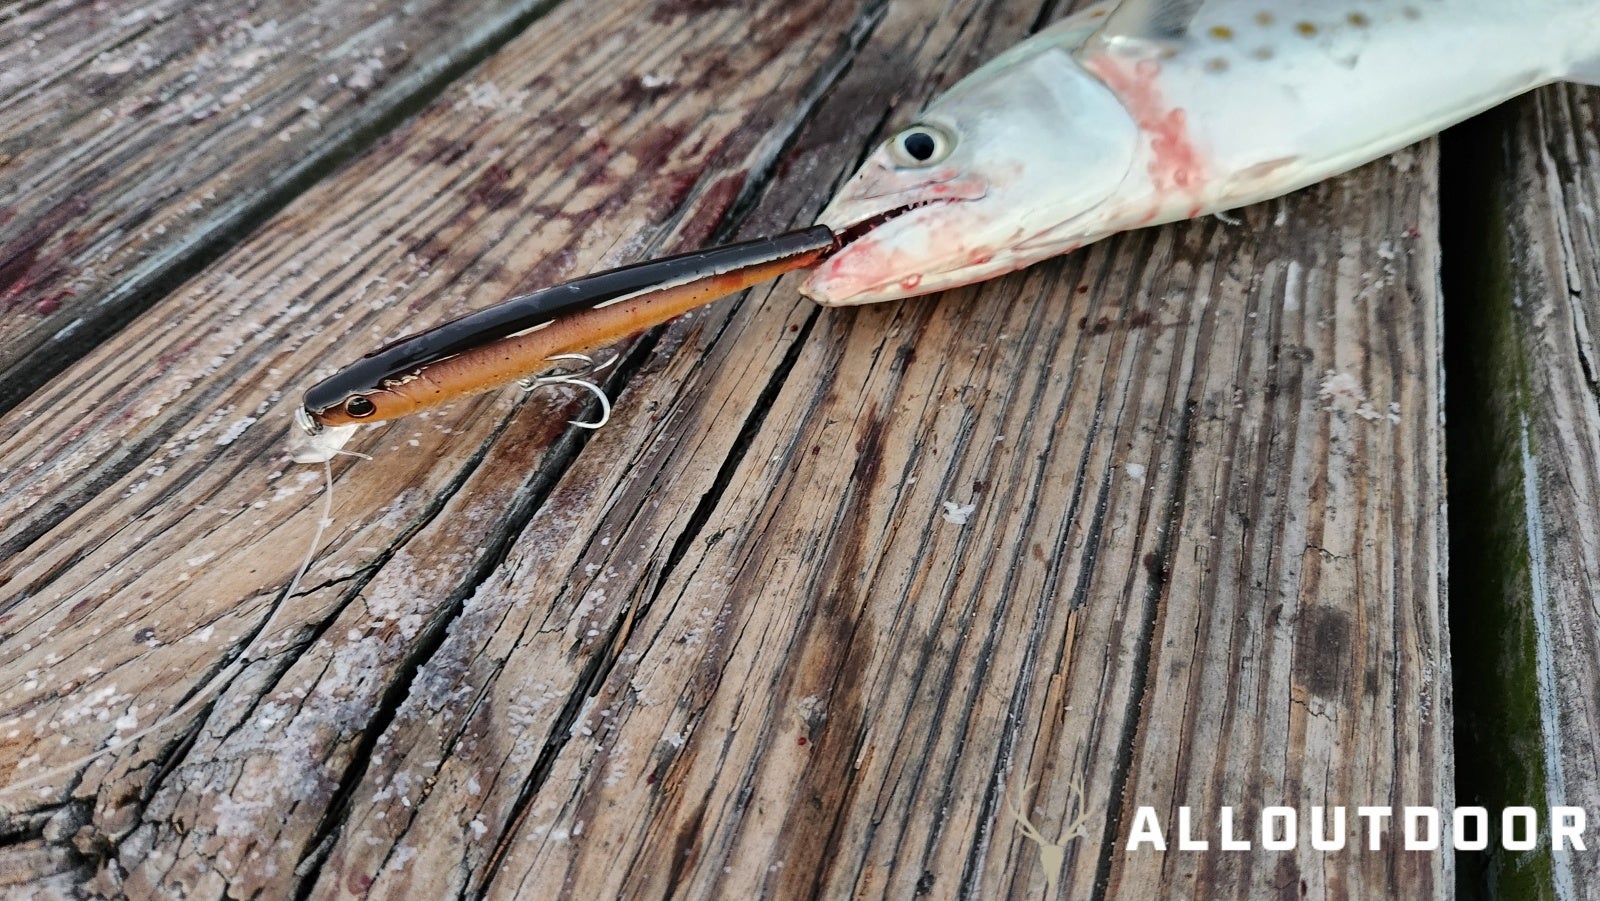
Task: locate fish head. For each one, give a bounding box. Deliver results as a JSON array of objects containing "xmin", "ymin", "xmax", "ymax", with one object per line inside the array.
[{"xmin": 801, "ymin": 43, "xmax": 1140, "ymax": 305}]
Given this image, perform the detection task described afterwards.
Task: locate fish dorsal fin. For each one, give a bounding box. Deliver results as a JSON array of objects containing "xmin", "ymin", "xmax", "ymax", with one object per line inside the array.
[{"xmin": 1088, "ymin": 0, "xmax": 1204, "ymax": 51}]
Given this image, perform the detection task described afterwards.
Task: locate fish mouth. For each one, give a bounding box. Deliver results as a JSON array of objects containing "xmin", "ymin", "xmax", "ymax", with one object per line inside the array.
[
  {"xmin": 828, "ymin": 199, "xmax": 954, "ymax": 254},
  {"xmin": 804, "ymin": 183, "xmax": 990, "ymax": 304}
]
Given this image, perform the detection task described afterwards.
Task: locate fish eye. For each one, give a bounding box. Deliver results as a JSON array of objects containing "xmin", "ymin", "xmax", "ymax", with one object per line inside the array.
[
  {"xmin": 344, "ymin": 395, "xmax": 377, "ymax": 418},
  {"xmin": 888, "ymin": 124, "xmax": 953, "ymax": 167}
]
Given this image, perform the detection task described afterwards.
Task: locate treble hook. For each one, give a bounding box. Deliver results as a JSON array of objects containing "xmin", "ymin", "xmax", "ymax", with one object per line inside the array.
[{"xmin": 519, "ymin": 352, "xmax": 619, "ymax": 429}]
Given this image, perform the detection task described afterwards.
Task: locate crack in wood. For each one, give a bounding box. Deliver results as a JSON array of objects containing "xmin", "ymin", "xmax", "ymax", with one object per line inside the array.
[
  {"xmin": 279, "ymin": 419, "xmax": 595, "ymax": 898},
  {"xmin": 1091, "ymin": 399, "xmax": 1196, "ymax": 901}
]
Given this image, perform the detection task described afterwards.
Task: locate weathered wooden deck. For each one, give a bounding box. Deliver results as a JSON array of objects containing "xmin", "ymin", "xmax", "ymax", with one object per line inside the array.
[{"xmin": 0, "ymin": 0, "xmax": 1594, "ymax": 898}]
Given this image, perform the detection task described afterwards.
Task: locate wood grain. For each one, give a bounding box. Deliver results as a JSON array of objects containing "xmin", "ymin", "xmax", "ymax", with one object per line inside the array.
[
  {"xmin": 0, "ymin": 0, "xmax": 1456, "ymax": 897},
  {"xmin": 1449, "ymin": 84, "xmax": 1600, "ymax": 900},
  {"xmin": 0, "ymin": 0, "xmax": 874, "ymax": 892},
  {"xmin": 448, "ymin": 151, "xmax": 1451, "ymax": 900},
  {"xmin": 0, "ymin": 0, "xmax": 565, "ymax": 410}
]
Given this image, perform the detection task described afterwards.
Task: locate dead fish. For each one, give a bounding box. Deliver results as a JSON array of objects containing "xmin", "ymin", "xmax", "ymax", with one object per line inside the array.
[
  {"xmin": 802, "ymin": 0, "xmax": 1600, "ymax": 304},
  {"xmin": 294, "ymin": 0, "xmax": 1598, "ymax": 455}
]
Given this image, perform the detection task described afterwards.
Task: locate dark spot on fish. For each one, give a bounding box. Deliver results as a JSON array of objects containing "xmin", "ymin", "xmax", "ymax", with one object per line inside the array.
[
  {"xmin": 1127, "ymin": 310, "xmax": 1157, "ymax": 329},
  {"xmin": 1077, "ymin": 284, "xmax": 1090, "ymax": 294},
  {"xmin": 134, "ymin": 627, "xmax": 156, "ymax": 643},
  {"xmin": 1091, "ymin": 317, "xmax": 1111, "ymax": 334},
  {"xmin": 796, "ymin": 736, "xmax": 808, "ymax": 746}
]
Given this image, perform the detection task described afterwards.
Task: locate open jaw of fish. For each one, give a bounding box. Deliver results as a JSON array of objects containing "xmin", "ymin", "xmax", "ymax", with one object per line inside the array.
[
  {"xmin": 801, "ymin": 0, "xmax": 1600, "ymax": 307},
  {"xmin": 803, "ymin": 5, "xmax": 1143, "ymax": 305}
]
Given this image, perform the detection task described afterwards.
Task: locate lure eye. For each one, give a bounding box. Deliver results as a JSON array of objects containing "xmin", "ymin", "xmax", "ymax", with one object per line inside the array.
[
  {"xmin": 344, "ymin": 395, "xmax": 377, "ymax": 418},
  {"xmin": 887, "ymin": 124, "xmax": 953, "ymax": 167}
]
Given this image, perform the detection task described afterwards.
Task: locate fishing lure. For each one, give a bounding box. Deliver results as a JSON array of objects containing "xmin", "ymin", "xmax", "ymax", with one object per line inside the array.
[
  {"xmin": 294, "ymin": 0, "xmax": 1598, "ymax": 455},
  {"xmin": 291, "ymin": 226, "xmax": 835, "ymax": 461},
  {"xmin": 802, "ymin": 0, "xmax": 1600, "ymax": 304}
]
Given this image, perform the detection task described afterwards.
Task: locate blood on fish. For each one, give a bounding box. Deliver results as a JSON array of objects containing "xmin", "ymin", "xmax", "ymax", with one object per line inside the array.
[{"xmin": 1081, "ymin": 53, "xmax": 1207, "ymax": 195}]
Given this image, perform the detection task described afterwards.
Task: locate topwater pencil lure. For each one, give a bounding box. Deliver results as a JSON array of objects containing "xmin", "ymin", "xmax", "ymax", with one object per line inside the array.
[
  {"xmin": 290, "ymin": 227, "xmax": 835, "ymax": 461},
  {"xmin": 294, "ymin": 0, "xmax": 1600, "ymax": 457}
]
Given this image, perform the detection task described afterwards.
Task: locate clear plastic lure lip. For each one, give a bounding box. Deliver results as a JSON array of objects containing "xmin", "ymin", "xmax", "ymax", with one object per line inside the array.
[
  {"xmin": 296, "ymin": 224, "xmax": 839, "ymax": 436},
  {"xmin": 286, "ymin": 420, "xmax": 360, "ymax": 463}
]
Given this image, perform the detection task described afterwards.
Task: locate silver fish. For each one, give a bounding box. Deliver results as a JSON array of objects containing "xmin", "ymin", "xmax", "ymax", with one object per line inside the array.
[{"xmin": 801, "ymin": 0, "xmax": 1600, "ymax": 305}]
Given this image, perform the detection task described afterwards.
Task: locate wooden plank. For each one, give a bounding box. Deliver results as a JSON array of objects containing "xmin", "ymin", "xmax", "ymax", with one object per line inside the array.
[
  {"xmin": 430, "ymin": 15, "xmax": 1452, "ymax": 898},
  {"xmin": 457, "ymin": 138, "xmax": 1449, "ymax": 901},
  {"xmin": 0, "ymin": 2, "xmax": 1451, "ymax": 899},
  {"xmin": 0, "ymin": 0, "xmax": 881, "ymax": 894},
  {"xmin": 1448, "ymin": 84, "xmax": 1600, "ymax": 900},
  {"xmin": 0, "ymin": 0, "xmax": 566, "ymax": 410}
]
